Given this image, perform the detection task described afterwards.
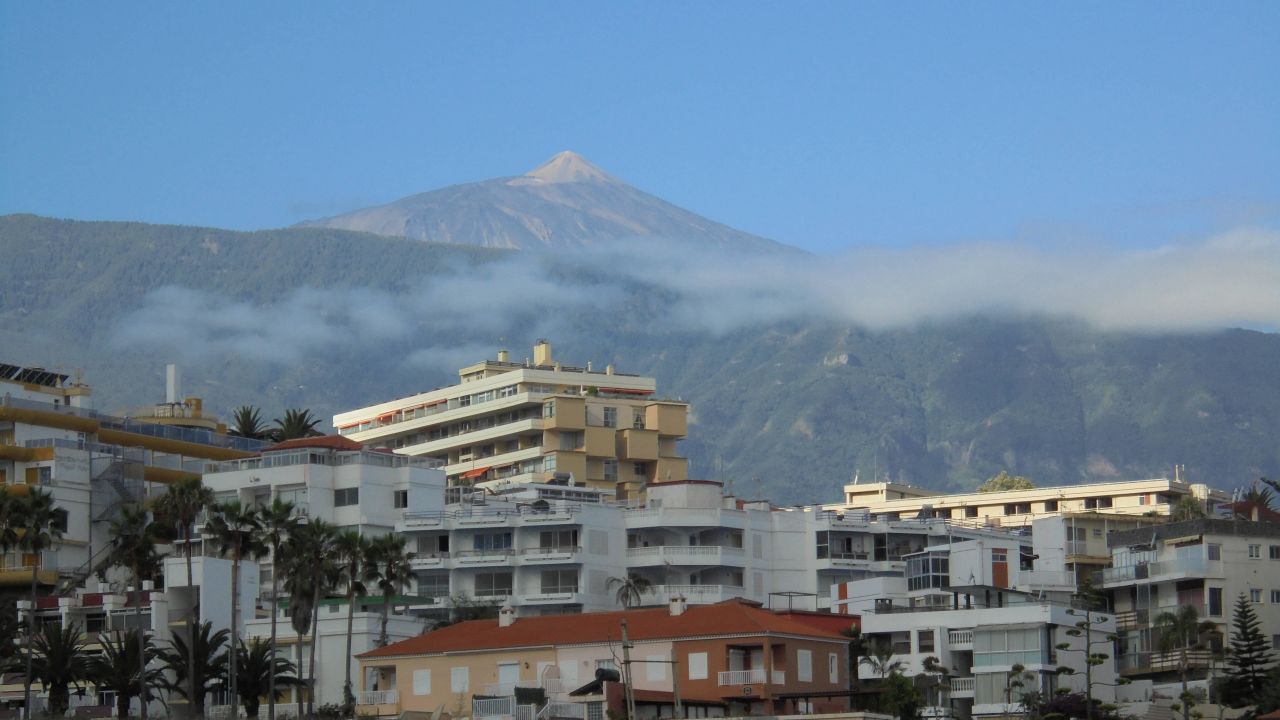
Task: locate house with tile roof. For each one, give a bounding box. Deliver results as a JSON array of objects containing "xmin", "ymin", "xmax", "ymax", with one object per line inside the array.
[{"xmin": 355, "ymin": 598, "xmax": 857, "ymax": 719}]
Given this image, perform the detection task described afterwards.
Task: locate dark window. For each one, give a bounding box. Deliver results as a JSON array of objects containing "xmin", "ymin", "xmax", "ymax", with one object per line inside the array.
[
  {"xmin": 918, "ymin": 629, "xmax": 935, "ymax": 653},
  {"xmin": 1044, "ymin": 500, "xmax": 1059, "ymax": 512},
  {"xmin": 334, "ymin": 488, "xmax": 359, "ymax": 507},
  {"xmin": 1209, "ymin": 587, "xmax": 1224, "ymax": 617},
  {"xmin": 393, "ymin": 490, "xmax": 409, "ymax": 509}
]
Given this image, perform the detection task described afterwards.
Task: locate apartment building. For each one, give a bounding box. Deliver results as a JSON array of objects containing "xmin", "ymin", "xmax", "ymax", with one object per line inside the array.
[
  {"xmin": 834, "ymin": 535, "xmax": 1115, "ymax": 720},
  {"xmin": 1100, "ymin": 519, "xmax": 1280, "ymax": 703},
  {"xmin": 355, "ymin": 597, "xmax": 853, "ymax": 720},
  {"xmin": 831, "ymin": 478, "xmax": 1228, "ymax": 529},
  {"xmin": 333, "ymin": 341, "xmax": 689, "ymax": 499},
  {"xmin": 0, "ymin": 362, "xmax": 265, "ymax": 595}
]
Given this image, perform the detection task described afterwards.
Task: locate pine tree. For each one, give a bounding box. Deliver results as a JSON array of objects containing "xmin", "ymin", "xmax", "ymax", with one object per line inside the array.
[{"xmin": 1224, "ymin": 593, "xmax": 1275, "ymax": 705}]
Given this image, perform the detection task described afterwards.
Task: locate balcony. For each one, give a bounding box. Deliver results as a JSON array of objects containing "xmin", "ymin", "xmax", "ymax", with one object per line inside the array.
[
  {"xmin": 718, "ymin": 669, "xmax": 767, "ymax": 686},
  {"xmin": 1100, "ymin": 557, "xmax": 1223, "ymax": 587},
  {"xmin": 625, "ymin": 545, "xmax": 745, "ymax": 567},
  {"xmin": 520, "ymin": 546, "xmax": 582, "ymax": 563},
  {"xmin": 521, "ymin": 590, "xmax": 582, "ymax": 605},
  {"xmin": 409, "ymin": 553, "xmax": 450, "ymax": 570},
  {"xmin": 454, "ymin": 549, "xmax": 515, "ymax": 565},
  {"xmin": 1114, "ymin": 608, "xmax": 1150, "ymax": 631},
  {"xmin": 358, "ymin": 690, "xmax": 399, "ymax": 706},
  {"xmin": 949, "ymin": 677, "xmax": 975, "ymax": 697},
  {"xmin": 947, "ymin": 629, "xmax": 973, "ymax": 649},
  {"xmin": 624, "ymin": 507, "xmax": 743, "ymax": 529},
  {"xmin": 650, "ymin": 584, "xmax": 744, "ymax": 604},
  {"xmin": 1119, "ymin": 649, "xmax": 1215, "ymax": 675}
]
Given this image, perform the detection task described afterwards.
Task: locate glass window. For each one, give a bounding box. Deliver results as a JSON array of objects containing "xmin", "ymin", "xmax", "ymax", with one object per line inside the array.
[
  {"xmin": 1208, "ymin": 544, "xmax": 1222, "ymax": 560},
  {"xmin": 603, "ymin": 407, "xmax": 617, "ymax": 428},
  {"xmin": 1270, "ymin": 546, "xmax": 1280, "ymax": 560},
  {"xmin": 829, "ymin": 653, "xmax": 839, "ymax": 683},
  {"xmin": 603, "ymin": 459, "xmax": 617, "ymax": 482},
  {"xmin": 1209, "ymin": 587, "xmax": 1224, "ymax": 616},
  {"xmin": 394, "ymin": 490, "xmax": 409, "ymax": 509},
  {"xmin": 543, "ymin": 401, "xmax": 555, "ymax": 418},
  {"xmin": 475, "ymin": 572, "xmax": 513, "ymax": 597},
  {"xmin": 334, "ymin": 488, "xmax": 359, "ymax": 507},
  {"xmin": 1250, "ymin": 545, "xmax": 1262, "ymax": 559},
  {"xmin": 797, "ymin": 649, "xmax": 813, "ymax": 682},
  {"xmin": 918, "ymin": 630, "xmax": 935, "ymax": 653},
  {"xmin": 1271, "ymin": 590, "xmax": 1280, "ymax": 604},
  {"xmin": 1251, "ymin": 589, "xmax": 1262, "ymax": 603},
  {"xmin": 540, "ymin": 570, "xmax": 578, "ymax": 594}
]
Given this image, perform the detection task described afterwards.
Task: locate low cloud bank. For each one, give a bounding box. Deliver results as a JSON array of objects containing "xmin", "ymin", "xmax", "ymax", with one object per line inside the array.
[{"xmin": 112, "ymin": 227, "xmax": 1280, "ymax": 369}]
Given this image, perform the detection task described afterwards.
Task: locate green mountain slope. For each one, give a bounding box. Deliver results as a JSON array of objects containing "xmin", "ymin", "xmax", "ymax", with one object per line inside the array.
[{"xmin": 2, "ymin": 214, "xmax": 1277, "ymax": 504}]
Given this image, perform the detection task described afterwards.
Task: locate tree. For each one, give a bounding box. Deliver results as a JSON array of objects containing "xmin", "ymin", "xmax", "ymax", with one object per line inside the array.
[
  {"xmin": 1223, "ymin": 593, "xmax": 1274, "ymax": 705},
  {"xmin": 1153, "ymin": 604, "xmax": 1217, "ymax": 720},
  {"xmin": 979, "ymin": 471, "xmax": 1035, "ymax": 493},
  {"xmin": 607, "ymin": 573, "xmax": 653, "ymax": 609},
  {"xmin": 235, "ymin": 637, "xmax": 300, "ymax": 719},
  {"xmin": 159, "ymin": 621, "xmax": 230, "ymax": 718},
  {"xmin": 1170, "ymin": 496, "xmax": 1208, "ymax": 522},
  {"xmin": 257, "ymin": 498, "xmax": 299, "ymax": 720},
  {"xmin": 156, "ymin": 476, "xmax": 214, "ymax": 718},
  {"xmin": 859, "ymin": 640, "xmax": 904, "ymax": 680},
  {"xmin": 918, "ymin": 655, "xmax": 950, "ymax": 711},
  {"xmin": 842, "ymin": 625, "xmax": 867, "ymax": 690},
  {"xmin": 89, "ymin": 630, "xmax": 166, "ymax": 719},
  {"xmin": 29, "ymin": 620, "xmax": 91, "ymax": 716},
  {"xmin": 1060, "ymin": 607, "xmax": 1117, "ymax": 720},
  {"xmin": 206, "ymin": 501, "xmax": 266, "ymax": 720},
  {"xmin": 16, "ymin": 488, "xmax": 64, "ymax": 715},
  {"xmin": 231, "ymin": 405, "xmax": 269, "ymax": 440},
  {"xmin": 272, "ymin": 408, "xmax": 321, "ymax": 441},
  {"xmin": 283, "ymin": 519, "xmax": 339, "ymax": 716},
  {"xmin": 366, "ymin": 534, "xmax": 413, "ymax": 646},
  {"xmin": 108, "ymin": 502, "xmax": 164, "ymax": 716},
  {"xmin": 335, "ymin": 530, "xmax": 374, "ymax": 714},
  {"xmin": 880, "ymin": 669, "xmax": 923, "ymax": 720}
]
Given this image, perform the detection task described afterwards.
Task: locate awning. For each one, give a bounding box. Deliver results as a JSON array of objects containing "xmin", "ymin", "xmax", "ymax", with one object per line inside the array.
[{"xmin": 462, "ymin": 467, "xmax": 491, "ymax": 480}]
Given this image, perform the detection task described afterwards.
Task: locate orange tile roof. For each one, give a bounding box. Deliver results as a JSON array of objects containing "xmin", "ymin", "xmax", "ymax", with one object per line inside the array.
[
  {"xmin": 360, "ymin": 599, "xmax": 848, "ymax": 660},
  {"xmin": 266, "ymin": 435, "xmax": 363, "ymax": 453}
]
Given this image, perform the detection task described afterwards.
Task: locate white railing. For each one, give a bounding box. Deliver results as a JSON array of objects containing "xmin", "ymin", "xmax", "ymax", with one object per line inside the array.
[
  {"xmin": 950, "ymin": 677, "xmax": 975, "ymax": 693},
  {"xmin": 625, "ymin": 546, "xmax": 745, "ymax": 564},
  {"xmin": 474, "ymin": 697, "xmax": 516, "ymax": 719},
  {"xmin": 540, "ymin": 702, "xmax": 587, "ymax": 720},
  {"xmin": 358, "ymin": 689, "xmax": 399, "ymax": 705},
  {"xmin": 515, "ymin": 704, "xmax": 537, "ymax": 720},
  {"xmin": 485, "ymin": 682, "xmax": 518, "ymax": 697},
  {"xmin": 718, "ymin": 669, "xmax": 767, "ymax": 685},
  {"xmin": 948, "ymin": 629, "xmax": 973, "ymax": 645}
]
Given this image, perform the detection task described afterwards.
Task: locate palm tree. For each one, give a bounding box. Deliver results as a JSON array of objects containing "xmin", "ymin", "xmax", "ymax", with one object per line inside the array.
[
  {"xmin": 1170, "ymin": 496, "xmax": 1208, "ymax": 522},
  {"xmin": 366, "ymin": 534, "xmax": 414, "ymax": 646},
  {"xmin": 231, "ymin": 405, "xmax": 269, "ymax": 440},
  {"xmin": 257, "ymin": 498, "xmax": 298, "ymax": 720},
  {"xmin": 17, "ymin": 488, "xmax": 63, "ymax": 714},
  {"xmin": 334, "ymin": 529, "xmax": 373, "ymax": 713},
  {"xmin": 235, "ymin": 637, "xmax": 300, "ymax": 719},
  {"xmin": 90, "ymin": 630, "xmax": 166, "ymax": 719},
  {"xmin": 159, "ymin": 621, "xmax": 229, "ymax": 719},
  {"xmin": 606, "ymin": 573, "xmax": 652, "ymax": 608},
  {"xmin": 205, "ymin": 501, "xmax": 266, "ymax": 720},
  {"xmin": 108, "ymin": 503, "xmax": 163, "ymax": 716},
  {"xmin": 272, "ymin": 408, "xmax": 321, "ymax": 441},
  {"xmin": 859, "ymin": 639, "xmax": 905, "ymax": 680},
  {"xmin": 283, "ymin": 519, "xmax": 339, "ymax": 716},
  {"xmin": 1154, "ymin": 605, "xmax": 1218, "ymax": 720},
  {"xmin": 29, "ymin": 620, "xmax": 91, "ymax": 716},
  {"xmin": 156, "ymin": 476, "xmax": 214, "ymax": 717}
]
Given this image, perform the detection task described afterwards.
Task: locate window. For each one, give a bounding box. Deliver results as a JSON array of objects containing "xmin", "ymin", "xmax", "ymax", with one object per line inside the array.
[
  {"xmin": 586, "ymin": 702, "xmax": 604, "ymax": 720},
  {"xmin": 1250, "ymin": 545, "xmax": 1262, "ymax": 559},
  {"xmin": 603, "ymin": 459, "xmax": 617, "ymax": 482},
  {"xmin": 596, "ymin": 659, "xmax": 619, "ymax": 672},
  {"xmin": 1208, "ymin": 544, "xmax": 1222, "ymax": 560},
  {"xmin": 419, "ymin": 575, "xmax": 450, "ymax": 598},
  {"xmin": 539, "ymin": 530, "xmax": 579, "ymax": 549},
  {"xmin": 603, "ymin": 407, "xmax": 617, "ymax": 428},
  {"xmin": 451, "ymin": 667, "xmax": 469, "ymax": 693},
  {"xmin": 334, "ymin": 488, "xmax": 359, "ymax": 507},
  {"xmin": 634, "ymin": 462, "xmax": 648, "ymax": 478},
  {"xmin": 687, "ymin": 652, "xmax": 707, "ymax": 680},
  {"xmin": 1271, "ymin": 546, "xmax": 1280, "ymax": 560},
  {"xmin": 498, "ymin": 384, "xmax": 518, "ymax": 398},
  {"xmin": 475, "ymin": 572, "xmax": 513, "ymax": 597},
  {"xmin": 540, "ymin": 570, "xmax": 578, "ymax": 594},
  {"xmin": 1209, "ymin": 587, "xmax": 1224, "ymax": 616},
  {"xmin": 633, "ymin": 411, "xmax": 646, "ymax": 429},
  {"xmin": 1251, "ymin": 589, "xmax": 1262, "ymax": 603},
  {"xmin": 560, "ymin": 431, "xmax": 583, "ymax": 451},
  {"xmin": 394, "ymin": 490, "xmax": 409, "ymax": 509},
  {"xmin": 797, "ymin": 649, "xmax": 813, "ymax": 682},
  {"xmin": 1272, "ymin": 590, "xmax": 1280, "ymax": 604},
  {"xmin": 1273, "ymin": 635, "xmax": 1280, "ymax": 650},
  {"xmin": 473, "ymin": 533, "xmax": 512, "ymax": 551},
  {"xmin": 918, "ymin": 629, "xmax": 935, "ymax": 653},
  {"xmin": 413, "ymin": 669, "xmax": 431, "ymax": 695},
  {"xmin": 730, "ymin": 532, "xmax": 744, "ymax": 549},
  {"xmin": 1044, "ymin": 500, "xmax": 1059, "ymax": 512},
  {"xmin": 52, "ymin": 508, "xmax": 69, "ymax": 533},
  {"xmin": 974, "ymin": 628, "xmax": 1043, "ymax": 666},
  {"xmin": 543, "ymin": 401, "xmax": 556, "ymax": 419}
]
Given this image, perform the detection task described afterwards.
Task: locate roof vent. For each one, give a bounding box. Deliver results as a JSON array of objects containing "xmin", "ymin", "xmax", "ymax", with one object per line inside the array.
[{"xmin": 668, "ymin": 594, "xmax": 688, "ymax": 617}]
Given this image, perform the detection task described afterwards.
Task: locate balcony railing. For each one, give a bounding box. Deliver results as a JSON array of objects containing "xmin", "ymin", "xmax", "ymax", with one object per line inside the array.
[
  {"xmin": 358, "ymin": 690, "xmax": 399, "ymax": 706},
  {"xmin": 474, "ymin": 697, "xmax": 516, "ymax": 719},
  {"xmin": 718, "ymin": 669, "xmax": 767, "ymax": 686},
  {"xmin": 1101, "ymin": 557, "xmax": 1223, "ymax": 585},
  {"xmin": 948, "ymin": 629, "xmax": 973, "ymax": 646},
  {"xmin": 626, "ymin": 545, "xmax": 745, "ymax": 565},
  {"xmin": 950, "ymin": 677, "xmax": 975, "ymax": 694}
]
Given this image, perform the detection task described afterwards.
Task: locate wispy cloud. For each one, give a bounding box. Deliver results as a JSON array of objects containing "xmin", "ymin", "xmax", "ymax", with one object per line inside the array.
[{"xmin": 111, "ymin": 227, "xmax": 1280, "ymax": 366}]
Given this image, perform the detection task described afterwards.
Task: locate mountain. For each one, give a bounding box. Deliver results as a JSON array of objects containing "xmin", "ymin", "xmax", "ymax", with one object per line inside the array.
[
  {"xmin": 2, "ymin": 213, "xmax": 1278, "ymax": 505},
  {"xmin": 296, "ymin": 151, "xmax": 792, "ymax": 253}
]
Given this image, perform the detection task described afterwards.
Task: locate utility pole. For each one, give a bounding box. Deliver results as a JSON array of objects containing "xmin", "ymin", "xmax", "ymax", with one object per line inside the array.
[
  {"xmin": 620, "ymin": 620, "xmax": 638, "ymax": 720},
  {"xmin": 672, "ymin": 650, "xmax": 683, "ymax": 719}
]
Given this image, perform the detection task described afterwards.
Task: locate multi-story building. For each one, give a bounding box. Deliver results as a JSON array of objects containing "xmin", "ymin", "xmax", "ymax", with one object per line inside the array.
[
  {"xmin": 831, "ymin": 478, "xmax": 1228, "ymax": 529},
  {"xmin": 834, "ymin": 535, "xmax": 1114, "ymax": 720},
  {"xmin": 333, "ymin": 341, "xmax": 689, "ymax": 500},
  {"xmin": 1099, "ymin": 519, "xmax": 1280, "ymax": 706},
  {"xmin": 355, "ymin": 597, "xmax": 854, "ymax": 719}
]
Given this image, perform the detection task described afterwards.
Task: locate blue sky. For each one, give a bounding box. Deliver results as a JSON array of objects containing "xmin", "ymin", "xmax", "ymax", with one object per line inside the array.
[{"xmin": 2, "ymin": 3, "xmax": 1278, "ymax": 254}]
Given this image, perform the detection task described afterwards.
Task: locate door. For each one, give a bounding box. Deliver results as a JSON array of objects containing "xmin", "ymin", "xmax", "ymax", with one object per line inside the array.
[
  {"xmin": 991, "ymin": 548, "xmax": 1009, "ymax": 588},
  {"xmin": 498, "ymin": 662, "xmax": 519, "ymax": 691}
]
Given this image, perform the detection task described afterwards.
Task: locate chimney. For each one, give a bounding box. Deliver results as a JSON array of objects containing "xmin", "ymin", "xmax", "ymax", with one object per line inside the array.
[
  {"xmin": 166, "ymin": 364, "xmax": 182, "ymax": 403},
  {"xmin": 533, "ymin": 340, "xmax": 553, "ymax": 366},
  {"xmin": 498, "ymin": 349, "xmax": 510, "ymax": 363},
  {"xmin": 606, "ymin": 364, "xmax": 615, "ymax": 375},
  {"xmin": 498, "ymin": 604, "xmax": 516, "ymax": 627},
  {"xmin": 668, "ymin": 594, "xmax": 688, "ymax": 616}
]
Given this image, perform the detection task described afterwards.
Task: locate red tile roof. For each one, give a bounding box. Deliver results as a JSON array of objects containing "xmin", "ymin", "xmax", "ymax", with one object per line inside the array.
[
  {"xmin": 267, "ymin": 435, "xmax": 363, "ymax": 453},
  {"xmin": 778, "ymin": 610, "xmax": 860, "ymax": 636},
  {"xmin": 360, "ymin": 599, "xmax": 849, "ymax": 660}
]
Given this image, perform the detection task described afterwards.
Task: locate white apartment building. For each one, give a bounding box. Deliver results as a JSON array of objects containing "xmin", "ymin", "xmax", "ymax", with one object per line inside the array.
[
  {"xmin": 835, "ymin": 534, "xmax": 1115, "ymax": 720},
  {"xmin": 1100, "ymin": 519, "xmax": 1280, "ymax": 705},
  {"xmin": 333, "ymin": 341, "xmax": 689, "ymax": 499}
]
